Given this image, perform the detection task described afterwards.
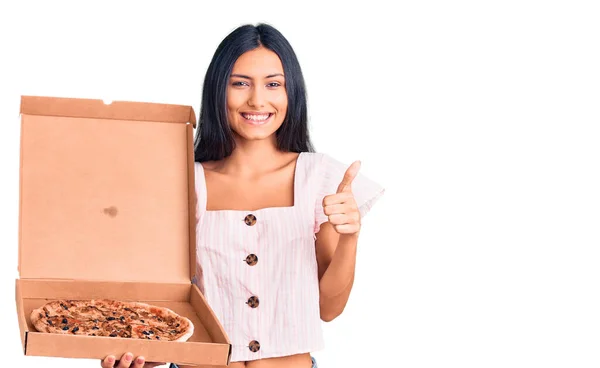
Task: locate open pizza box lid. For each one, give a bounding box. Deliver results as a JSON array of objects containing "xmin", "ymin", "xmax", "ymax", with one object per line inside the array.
[
  {"xmin": 16, "ymin": 95, "xmax": 231, "ymax": 365},
  {"xmin": 18, "ymin": 95, "xmax": 198, "ymax": 283}
]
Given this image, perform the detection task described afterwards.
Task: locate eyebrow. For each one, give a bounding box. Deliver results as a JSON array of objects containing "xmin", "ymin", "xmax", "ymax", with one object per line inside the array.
[{"xmin": 230, "ymin": 73, "xmax": 285, "ymax": 79}]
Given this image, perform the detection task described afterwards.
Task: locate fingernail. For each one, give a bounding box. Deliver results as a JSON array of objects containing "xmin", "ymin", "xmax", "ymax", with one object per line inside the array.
[
  {"xmin": 125, "ymin": 353, "xmax": 133, "ymax": 361},
  {"xmin": 137, "ymin": 357, "xmax": 145, "ymax": 364},
  {"xmin": 107, "ymin": 357, "xmax": 115, "ymax": 363}
]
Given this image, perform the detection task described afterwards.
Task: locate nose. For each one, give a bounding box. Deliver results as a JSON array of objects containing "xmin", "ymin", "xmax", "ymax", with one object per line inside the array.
[{"xmin": 247, "ymin": 86, "xmax": 265, "ymax": 108}]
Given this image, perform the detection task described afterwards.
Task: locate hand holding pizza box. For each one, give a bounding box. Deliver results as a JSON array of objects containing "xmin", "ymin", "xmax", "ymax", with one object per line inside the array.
[{"xmin": 101, "ymin": 352, "xmax": 166, "ymax": 368}]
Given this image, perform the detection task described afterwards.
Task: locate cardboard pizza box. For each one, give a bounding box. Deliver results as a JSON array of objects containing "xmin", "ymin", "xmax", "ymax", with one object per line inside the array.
[{"xmin": 15, "ymin": 95, "xmax": 232, "ymax": 366}]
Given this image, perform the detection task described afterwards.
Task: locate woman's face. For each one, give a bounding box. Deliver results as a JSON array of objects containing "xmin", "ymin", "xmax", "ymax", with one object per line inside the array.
[{"xmin": 227, "ymin": 46, "xmax": 288, "ymax": 142}]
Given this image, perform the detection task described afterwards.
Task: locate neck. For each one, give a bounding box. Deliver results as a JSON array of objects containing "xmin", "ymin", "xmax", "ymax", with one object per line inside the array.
[{"xmin": 222, "ymin": 136, "xmax": 284, "ymax": 177}]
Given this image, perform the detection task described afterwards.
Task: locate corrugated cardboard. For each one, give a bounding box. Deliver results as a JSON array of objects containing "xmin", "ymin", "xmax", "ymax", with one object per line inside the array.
[{"xmin": 15, "ymin": 96, "xmax": 231, "ymax": 366}]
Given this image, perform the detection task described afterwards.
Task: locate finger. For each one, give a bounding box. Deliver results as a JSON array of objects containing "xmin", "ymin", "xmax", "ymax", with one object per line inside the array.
[
  {"xmin": 327, "ymin": 213, "xmax": 357, "ymax": 226},
  {"xmin": 116, "ymin": 353, "xmax": 134, "ymax": 368},
  {"xmin": 322, "ymin": 192, "xmax": 354, "ymax": 207},
  {"xmin": 101, "ymin": 356, "xmax": 116, "ymax": 368},
  {"xmin": 329, "ymin": 210, "xmax": 361, "ymax": 225},
  {"xmin": 336, "ymin": 160, "xmax": 361, "ymax": 193},
  {"xmin": 335, "ymin": 223, "xmax": 361, "ymax": 234},
  {"xmin": 130, "ymin": 356, "xmax": 146, "ymax": 368},
  {"xmin": 323, "ymin": 203, "xmax": 348, "ymax": 216}
]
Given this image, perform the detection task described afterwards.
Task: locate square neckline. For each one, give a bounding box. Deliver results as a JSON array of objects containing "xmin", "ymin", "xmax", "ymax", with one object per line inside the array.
[{"xmin": 198, "ymin": 152, "xmax": 303, "ymax": 214}]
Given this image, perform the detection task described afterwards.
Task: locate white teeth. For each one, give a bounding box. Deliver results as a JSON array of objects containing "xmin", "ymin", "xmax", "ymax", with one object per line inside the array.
[{"xmin": 242, "ymin": 113, "xmax": 270, "ymax": 121}]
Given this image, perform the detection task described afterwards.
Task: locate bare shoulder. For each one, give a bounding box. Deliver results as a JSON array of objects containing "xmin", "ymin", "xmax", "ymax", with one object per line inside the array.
[{"xmin": 283, "ymin": 151, "xmax": 301, "ymax": 167}]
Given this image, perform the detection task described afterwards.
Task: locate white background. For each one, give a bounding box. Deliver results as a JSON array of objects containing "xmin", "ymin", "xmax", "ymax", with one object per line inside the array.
[{"xmin": 1, "ymin": 0, "xmax": 599, "ymax": 367}]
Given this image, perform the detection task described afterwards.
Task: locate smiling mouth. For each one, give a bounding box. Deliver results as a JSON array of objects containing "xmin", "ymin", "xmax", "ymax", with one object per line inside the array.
[{"xmin": 241, "ymin": 112, "xmax": 273, "ymax": 125}]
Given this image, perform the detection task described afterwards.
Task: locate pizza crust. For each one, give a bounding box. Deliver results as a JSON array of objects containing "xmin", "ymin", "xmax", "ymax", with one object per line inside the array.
[{"xmin": 30, "ymin": 311, "xmax": 52, "ymax": 334}]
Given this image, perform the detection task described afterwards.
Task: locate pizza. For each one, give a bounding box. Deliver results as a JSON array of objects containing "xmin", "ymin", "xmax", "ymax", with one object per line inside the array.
[{"xmin": 30, "ymin": 299, "xmax": 194, "ymax": 342}]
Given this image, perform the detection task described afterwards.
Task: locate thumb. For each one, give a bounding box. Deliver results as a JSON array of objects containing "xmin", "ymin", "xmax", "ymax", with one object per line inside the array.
[{"xmin": 336, "ymin": 160, "xmax": 361, "ymax": 193}]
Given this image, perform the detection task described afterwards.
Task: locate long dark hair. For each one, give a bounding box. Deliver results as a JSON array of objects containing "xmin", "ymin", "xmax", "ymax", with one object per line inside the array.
[{"xmin": 194, "ymin": 23, "xmax": 315, "ymax": 162}]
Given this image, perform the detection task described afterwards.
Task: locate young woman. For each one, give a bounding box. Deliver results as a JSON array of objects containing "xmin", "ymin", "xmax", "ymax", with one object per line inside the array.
[{"xmin": 101, "ymin": 23, "xmax": 384, "ymax": 368}]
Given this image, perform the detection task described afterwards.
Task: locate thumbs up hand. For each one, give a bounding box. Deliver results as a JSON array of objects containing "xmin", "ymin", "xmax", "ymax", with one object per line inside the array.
[{"xmin": 322, "ymin": 160, "xmax": 362, "ymax": 235}]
